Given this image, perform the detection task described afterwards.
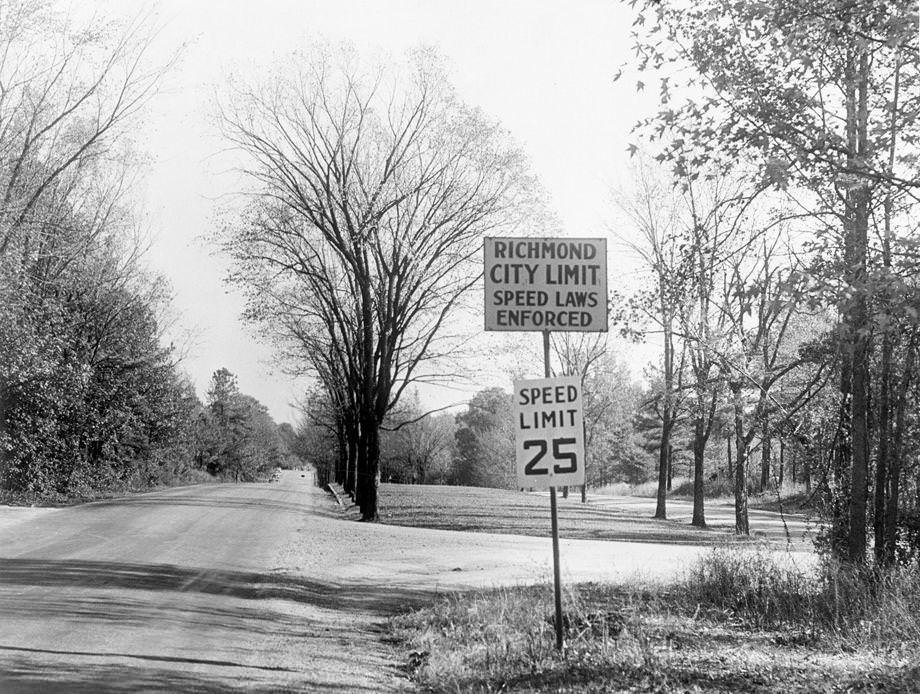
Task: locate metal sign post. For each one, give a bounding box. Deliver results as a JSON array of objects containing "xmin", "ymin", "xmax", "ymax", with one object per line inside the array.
[
  {"xmin": 486, "ymin": 236, "xmax": 606, "ymax": 652},
  {"xmin": 512, "ymin": 343, "xmax": 585, "ymax": 652},
  {"xmin": 544, "ymin": 330, "xmax": 565, "ymax": 651}
]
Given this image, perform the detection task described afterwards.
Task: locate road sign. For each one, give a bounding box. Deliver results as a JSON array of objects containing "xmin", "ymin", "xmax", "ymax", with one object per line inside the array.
[
  {"xmin": 484, "ymin": 237, "xmax": 608, "ymax": 332},
  {"xmin": 513, "ymin": 375, "xmax": 585, "ymax": 489}
]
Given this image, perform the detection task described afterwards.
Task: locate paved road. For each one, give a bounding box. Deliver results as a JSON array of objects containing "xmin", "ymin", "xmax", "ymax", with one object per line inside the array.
[
  {"xmin": 0, "ymin": 471, "xmax": 809, "ymax": 692},
  {"xmin": 0, "ymin": 471, "xmax": 407, "ymax": 692}
]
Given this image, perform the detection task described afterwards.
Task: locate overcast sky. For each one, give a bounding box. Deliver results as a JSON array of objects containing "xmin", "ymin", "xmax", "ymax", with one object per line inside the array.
[{"xmin": 97, "ymin": 0, "xmax": 655, "ymax": 423}]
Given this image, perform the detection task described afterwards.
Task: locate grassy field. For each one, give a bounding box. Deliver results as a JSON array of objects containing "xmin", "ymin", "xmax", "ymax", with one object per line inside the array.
[
  {"xmin": 375, "ymin": 483, "xmax": 779, "ymax": 545},
  {"xmin": 368, "ymin": 484, "xmax": 916, "ymax": 692},
  {"xmin": 388, "ymin": 548, "xmax": 920, "ymax": 693}
]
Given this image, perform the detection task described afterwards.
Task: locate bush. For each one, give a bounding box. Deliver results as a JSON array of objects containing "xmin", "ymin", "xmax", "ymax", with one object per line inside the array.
[
  {"xmin": 390, "ymin": 584, "xmax": 653, "ymax": 692},
  {"xmin": 682, "ymin": 546, "xmax": 814, "ymax": 626},
  {"xmin": 681, "ymin": 546, "xmax": 920, "ymax": 651},
  {"xmin": 670, "ymin": 475, "xmax": 737, "ymax": 498},
  {"xmin": 390, "ymin": 555, "xmax": 920, "ymax": 693}
]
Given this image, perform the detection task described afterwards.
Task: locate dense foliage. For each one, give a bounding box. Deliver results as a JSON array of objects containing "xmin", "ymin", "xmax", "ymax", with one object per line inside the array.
[
  {"xmin": 0, "ymin": 3, "xmax": 296, "ymax": 502},
  {"xmin": 621, "ymin": 0, "xmax": 920, "ymax": 563}
]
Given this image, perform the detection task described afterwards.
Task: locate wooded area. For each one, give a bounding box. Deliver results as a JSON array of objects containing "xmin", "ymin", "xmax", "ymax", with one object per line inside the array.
[
  {"xmin": 1, "ymin": 0, "xmax": 918, "ymax": 571},
  {"xmin": 0, "ymin": 2, "xmax": 296, "ymax": 500},
  {"xmin": 284, "ymin": 1, "xmax": 920, "ymax": 567}
]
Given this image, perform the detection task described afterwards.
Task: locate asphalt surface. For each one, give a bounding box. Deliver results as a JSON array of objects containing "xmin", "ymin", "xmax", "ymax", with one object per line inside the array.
[
  {"xmin": 0, "ymin": 471, "xmax": 814, "ymax": 692},
  {"xmin": 0, "ymin": 470, "xmax": 406, "ymax": 693}
]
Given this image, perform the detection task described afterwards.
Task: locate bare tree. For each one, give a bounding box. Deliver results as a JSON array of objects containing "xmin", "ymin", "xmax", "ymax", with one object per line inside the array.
[
  {"xmin": 675, "ymin": 173, "xmax": 769, "ymax": 528},
  {"xmin": 0, "ymin": 1, "xmax": 169, "ymax": 266},
  {"xmin": 615, "ymin": 157, "xmax": 687, "ymax": 520},
  {"xmin": 551, "ymin": 331, "xmax": 607, "ymax": 501},
  {"xmin": 218, "ymin": 47, "xmax": 538, "ymax": 520},
  {"xmin": 716, "ymin": 229, "xmax": 830, "ymax": 534}
]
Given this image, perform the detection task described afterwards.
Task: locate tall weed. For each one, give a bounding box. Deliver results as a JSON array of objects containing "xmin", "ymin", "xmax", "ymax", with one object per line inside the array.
[{"xmin": 682, "ymin": 546, "xmax": 920, "ymax": 651}]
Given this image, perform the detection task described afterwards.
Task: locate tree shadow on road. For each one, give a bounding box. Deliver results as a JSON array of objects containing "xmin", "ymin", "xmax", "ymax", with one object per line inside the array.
[
  {"xmin": 0, "ymin": 557, "xmax": 433, "ymax": 615},
  {"xmin": 0, "ymin": 654, "xmax": 377, "ymax": 693},
  {"xmin": 77, "ymin": 493, "xmax": 321, "ymax": 518},
  {"xmin": 0, "ymin": 557, "xmax": 428, "ymax": 693}
]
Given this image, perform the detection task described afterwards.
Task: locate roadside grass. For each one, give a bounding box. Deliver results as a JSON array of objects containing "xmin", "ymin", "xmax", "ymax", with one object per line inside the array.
[
  {"xmin": 747, "ymin": 482, "xmax": 813, "ymax": 513},
  {"xmin": 389, "ymin": 547, "xmax": 920, "ymax": 693},
  {"xmin": 592, "ymin": 479, "xmax": 670, "ymax": 498},
  {"xmin": 670, "ymin": 477, "xmax": 737, "ymax": 500},
  {"xmin": 667, "ymin": 478, "xmax": 814, "ymax": 511},
  {"xmin": 588, "ymin": 478, "xmax": 814, "ymax": 515},
  {"xmin": 377, "ymin": 484, "xmax": 754, "ymax": 545}
]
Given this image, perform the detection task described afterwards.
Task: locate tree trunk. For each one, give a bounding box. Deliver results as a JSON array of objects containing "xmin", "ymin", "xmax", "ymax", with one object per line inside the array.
[
  {"xmin": 417, "ymin": 459, "xmax": 426, "ymax": 486},
  {"xmin": 845, "ymin": 49, "xmax": 871, "ymax": 564},
  {"xmin": 692, "ymin": 415, "xmax": 706, "ymax": 527},
  {"xmin": 884, "ymin": 338, "xmax": 914, "ymax": 563},
  {"xmin": 877, "ymin": 53, "xmax": 902, "ymax": 565},
  {"xmin": 667, "ymin": 445, "xmax": 673, "ymax": 491},
  {"xmin": 804, "ymin": 447, "xmax": 812, "ymax": 495},
  {"xmin": 344, "ymin": 419, "xmax": 358, "ymax": 497},
  {"xmin": 334, "ymin": 416, "xmax": 348, "ymax": 486},
  {"xmin": 732, "ymin": 384, "xmax": 749, "ymax": 535},
  {"xmin": 727, "ymin": 435, "xmax": 733, "ymax": 481},
  {"xmin": 759, "ymin": 416, "xmax": 771, "ymax": 493},
  {"xmin": 356, "ymin": 243, "xmax": 379, "ymax": 522},
  {"xmin": 875, "ymin": 327, "xmax": 892, "ymax": 563},
  {"xmin": 654, "ymin": 419, "xmax": 672, "ymax": 519},
  {"xmin": 655, "ymin": 313, "xmax": 675, "ymax": 519},
  {"xmin": 779, "ymin": 439, "xmax": 784, "ymax": 488},
  {"xmin": 357, "ymin": 411, "xmax": 380, "ymax": 521}
]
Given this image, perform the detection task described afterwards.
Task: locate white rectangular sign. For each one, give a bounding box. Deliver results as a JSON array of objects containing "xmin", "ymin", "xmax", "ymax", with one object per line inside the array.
[
  {"xmin": 513, "ymin": 375, "xmax": 585, "ymax": 489},
  {"xmin": 484, "ymin": 237, "xmax": 608, "ymax": 332}
]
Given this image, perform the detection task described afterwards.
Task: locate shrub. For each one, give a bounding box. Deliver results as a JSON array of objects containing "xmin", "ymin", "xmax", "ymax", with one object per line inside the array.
[
  {"xmin": 682, "ymin": 546, "xmax": 814, "ymax": 626},
  {"xmin": 681, "ymin": 546, "xmax": 920, "ymax": 651}
]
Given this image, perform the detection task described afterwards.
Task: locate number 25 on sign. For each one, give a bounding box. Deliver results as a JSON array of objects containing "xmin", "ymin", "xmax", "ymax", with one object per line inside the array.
[{"xmin": 513, "ymin": 375, "xmax": 585, "ymax": 489}]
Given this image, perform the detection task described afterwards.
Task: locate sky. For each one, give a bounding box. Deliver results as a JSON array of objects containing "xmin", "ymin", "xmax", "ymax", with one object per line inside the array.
[{"xmin": 94, "ymin": 0, "xmax": 657, "ymax": 423}]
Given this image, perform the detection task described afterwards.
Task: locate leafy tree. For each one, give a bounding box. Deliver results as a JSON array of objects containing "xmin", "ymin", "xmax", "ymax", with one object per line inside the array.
[
  {"xmin": 380, "ymin": 393, "xmax": 456, "ymax": 485},
  {"xmin": 200, "ymin": 369, "xmax": 283, "ymax": 482},
  {"xmin": 626, "ymin": 0, "xmax": 920, "ymax": 560},
  {"xmin": 581, "ymin": 352, "xmax": 649, "ymax": 488},
  {"xmin": 0, "ymin": 1, "xmax": 193, "ymax": 501},
  {"xmin": 294, "ymin": 388, "xmax": 341, "ymax": 487},
  {"xmin": 453, "ymin": 388, "xmax": 514, "ymax": 489}
]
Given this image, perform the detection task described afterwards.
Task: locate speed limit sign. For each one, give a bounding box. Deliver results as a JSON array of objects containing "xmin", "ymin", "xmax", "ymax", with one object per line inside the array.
[{"xmin": 513, "ymin": 375, "xmax": 585, "ymax": 489}]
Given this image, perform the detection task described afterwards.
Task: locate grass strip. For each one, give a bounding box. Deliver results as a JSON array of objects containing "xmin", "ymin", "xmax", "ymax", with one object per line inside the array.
[{"xmin": 389, "ymin": 547, "xmax": 920, "ymax": 693}]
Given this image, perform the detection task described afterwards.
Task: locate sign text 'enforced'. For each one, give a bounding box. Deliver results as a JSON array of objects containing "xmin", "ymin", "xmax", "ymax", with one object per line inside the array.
[
  {"xmin": 484, "ymin": 237, "xmax": 608, "ymax": 332},
  {"xmin": 513, "ymin": 375, "xmax": 585, "ymax": 489}
]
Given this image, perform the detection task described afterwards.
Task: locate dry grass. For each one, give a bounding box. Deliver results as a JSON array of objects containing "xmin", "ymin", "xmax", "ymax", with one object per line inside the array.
[
  {"xmin": 591, "ymin": 479, "xmax": 673, "ymax": 498},
  {"xmin": 389, "ymin": 547, "xmax": 920, "ymax": 693}
]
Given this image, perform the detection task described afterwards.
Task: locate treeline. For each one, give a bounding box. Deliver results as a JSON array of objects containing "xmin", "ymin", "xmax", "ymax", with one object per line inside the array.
[
  {"xmin": 620, "ymin": 0, "xmax": 920, "ymax": 566},
  {"xmin": 303, "ymin": 1, "xmax": 920, "ymax": 570},
  {"xmin": 304, "ymin": 347, "xmax": 647, "ymax": 495},
  {"xmin": 0, "ymin": 3, "xmax": 294, "ymax": 501}
]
